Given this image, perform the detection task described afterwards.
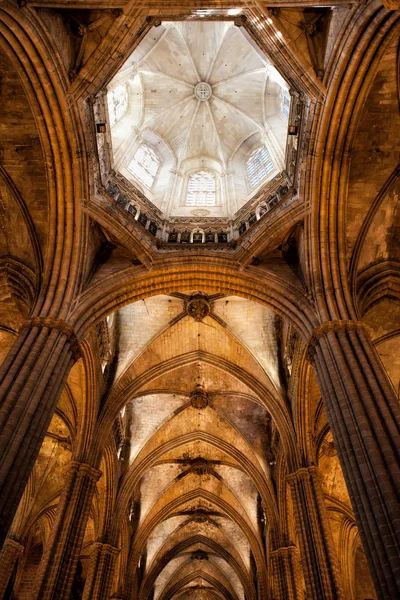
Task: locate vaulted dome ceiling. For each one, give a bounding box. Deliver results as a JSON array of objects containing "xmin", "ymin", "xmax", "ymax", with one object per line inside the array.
[
  {"xmin": 129, "ymin": 22, "xmax": 284, "ymax": 168},
  {"xmin": 108, "ymin": 21, "xmax": 290, "ymax": 218}
]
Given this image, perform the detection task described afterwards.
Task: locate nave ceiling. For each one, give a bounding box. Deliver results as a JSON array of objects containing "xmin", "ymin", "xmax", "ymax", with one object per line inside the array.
[{"xmin": 3, "ymin": 288, "xmax": 379, "ymax": 600}]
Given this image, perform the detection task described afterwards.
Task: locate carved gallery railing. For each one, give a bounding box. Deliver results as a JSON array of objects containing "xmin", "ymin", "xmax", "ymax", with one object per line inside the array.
[{"xmin": 104, "ymin": 171, "xmax": 296, "ymax": 247}]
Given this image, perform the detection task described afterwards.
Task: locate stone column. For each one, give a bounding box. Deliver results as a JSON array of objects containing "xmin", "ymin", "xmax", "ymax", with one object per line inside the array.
[
  {"xmin": 269, "ymin": 545, "xmax": 305, "ymax": 600},
  {"xmin": 0, "ymin": 538, "xmax": 24, "ymax": 598},
  {"xmin": 287, "ymin": 466, "xmax": 344, "ymax": 600},
  {"xmin": 83, "ymin": 542, "xmax": 119, "ymax": 600},
  {"xmin": 308, "ymin": 320, "xmax": 400, "ymax": 599},
  {"xmin": 0, "ymin": 318, "xmax": 80, "ymax": 547},
  {"xmin": 33, "ymin": 461, "xmax": 101, "ymax": 600}
]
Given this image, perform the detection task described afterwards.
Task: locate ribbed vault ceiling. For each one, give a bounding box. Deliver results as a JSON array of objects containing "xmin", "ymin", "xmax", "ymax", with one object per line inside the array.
[
  {"xmin": 133, "ymin": 21, "xmax": 275, "ymax": 168},
  {"xmin": 108, "ymin": 293, "xmax": 284, "ymax": 600},
  {"xmin": 108, "ymin": 21, "xmax": 289, "ymax": 217}
]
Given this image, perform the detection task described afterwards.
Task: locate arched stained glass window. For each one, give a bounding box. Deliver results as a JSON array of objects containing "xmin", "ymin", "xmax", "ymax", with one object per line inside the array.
[
  {"xmin": 246, "ymin": 146, "xmax": 274, "ymax": 189},
  {"xmin": 186, "ymin": 171, "xmax": 216, "ymax": 206},
  {"xmin": 281, "ymin": 88, "xmax": 290, "ymax": 120},
  {"xmin": 128, "ymin": 144, "xmax": 160, "ymax": 189},
  {"xmin": 107, "ymin": 85, "xmax": 128, "ymax": 127}
]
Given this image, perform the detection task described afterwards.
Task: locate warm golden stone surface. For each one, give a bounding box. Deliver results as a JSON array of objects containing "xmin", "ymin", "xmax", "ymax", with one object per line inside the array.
[{"xmin": 0, "ymin": 3, "xmax": 398, "ymax": 600}]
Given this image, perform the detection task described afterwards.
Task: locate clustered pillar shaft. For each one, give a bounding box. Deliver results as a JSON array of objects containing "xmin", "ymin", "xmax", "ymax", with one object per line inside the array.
[
  {"xmin": 0, "ymin": 319, "xmax": 79, "ymax": 548},
  {"xmin": 287, "ymin": 466, "xmax": 345, "ymax": 600},
  {"xmin": 0, "ymin": 538, "xmax": 24, "ymax": 598},
  {"xmin": 269, "ymin": 545, "xmax": 305, "ymax": 600},
  {"xmin": 310, "ymin": 321, "xmax": 400, "ymax": 600},
  {"xmin": 32, "ymin": 461, "xmax": 101, "ymax": 600},
  {"xmin": 83, "ymin": 541, "xmax": 120, "ymax": 600}
]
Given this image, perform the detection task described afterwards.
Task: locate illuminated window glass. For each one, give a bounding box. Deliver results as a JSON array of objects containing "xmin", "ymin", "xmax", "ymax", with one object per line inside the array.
[
  {"xmin": 246, "ymin": 146, "xmax": 274, "ymax": 189},
  {"xmin": 186, "ymin": 171, "xmax": 216, "ymax": 206},
  {"xmin": 107, "ymin": 85, "xmax": 128, "ymax": 127},
  {"xmin": 282, "ymin": 88, "xmax": 290, "ymax": 120},
  {"xmin": 128, "ymin": 144, "xmax": 160, "ymax": 189}
]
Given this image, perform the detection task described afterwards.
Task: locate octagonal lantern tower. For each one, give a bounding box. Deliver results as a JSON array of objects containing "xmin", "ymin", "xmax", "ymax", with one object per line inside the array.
[{"xmin": 95, "ymin": 18, "xmax": 304, "ymax": 246}]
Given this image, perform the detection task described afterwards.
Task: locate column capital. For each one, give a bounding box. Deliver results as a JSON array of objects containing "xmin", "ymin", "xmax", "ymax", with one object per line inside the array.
[
  {"xmin": 286, "ymin": 465, "xmax": 320, "ymax": 483},
  {"xmin": 306, "ymin": 319, "xmax": 371, "ymax": 362},
  {"xmin": 269, "ymin": 543, "xmax": 304, "ymax": 600},
  {"xmin": 1, "ymin": 538, "xmax": 24, "ymax": 555},
  {"xmin": 91, "ymin": 541, "xmax": 120, "ymax": 557},
  {"xmin": 270, "ymin": 545, "xmax": 300, "ymax": 559},
  {"xmin": 19, "ymin": 316, "xmax": 81, "ymax": 360},
  {"xmin": 65, "ymin": 461, "xmax": 102, "ymax": 482}
]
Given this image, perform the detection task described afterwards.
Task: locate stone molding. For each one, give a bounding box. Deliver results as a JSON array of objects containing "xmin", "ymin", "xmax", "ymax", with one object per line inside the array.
[
  {"xmin": 307, "ymin": 319, "xmax": 371, "ymax": 361},
  {"xmin": 20, "ymin": 317, "xmax": 81, "ymax": 360},
  {"xmin": 65, "ymin": 460, "xmax": 102, "ymax": 482},
  {"xmin": 91, "ymin": 541, "xmax": 120, "ymax": 557},
  {"xmin": 270, "ymin": 545, "xmax": 300, "ymax": 558},
  {"xmin": 269, "ymin": 543, "xmax": 304, "ymax": 600},
  {"xmin": 83, "ymin": 542, "xmax": 121, "ymax": 600},
  {"xmin": 286, "ymin": 464, "xmax": 321, "ymax": 483}
]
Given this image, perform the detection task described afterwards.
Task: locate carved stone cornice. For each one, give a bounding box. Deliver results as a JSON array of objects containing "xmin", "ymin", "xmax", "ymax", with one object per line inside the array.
[
  {"xmin": 306, "ymin": 319, "xmax": 371, "ymax": 362},
  {"xmin": 20, "ymin": 317, "xmax": 81, "ymax": 360}
]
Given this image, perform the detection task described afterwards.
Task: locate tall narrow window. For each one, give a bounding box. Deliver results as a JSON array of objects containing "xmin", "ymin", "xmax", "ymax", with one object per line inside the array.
[
  {"xmin": 107, "ymin": 85, "xmax": 128, "ymax": 127},
  {"xmin": 128, "ymin": 144, "xmax": 160, "ymax": 189},
  {"xmin": 281, "ymin": 88, "xmax": 290, "ymax": 120},
  {"xmin": 186, "ymin": 171, "xmax": 216, "ymax": 206},
  {"xmin": 246, "ymin": 146, "xmax": 274, "ymax": 189}
]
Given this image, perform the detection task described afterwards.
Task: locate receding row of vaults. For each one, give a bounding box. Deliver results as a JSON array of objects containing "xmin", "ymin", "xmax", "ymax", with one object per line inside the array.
[{"xmin": 105, "ymin": 176, "xmax": 294, "ymax": 246}]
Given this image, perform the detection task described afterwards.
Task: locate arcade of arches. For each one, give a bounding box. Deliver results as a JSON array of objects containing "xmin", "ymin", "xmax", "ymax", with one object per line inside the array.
[{"xmin": 0, "ymin": 2, "xmax": 399, "ymax": 600}]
